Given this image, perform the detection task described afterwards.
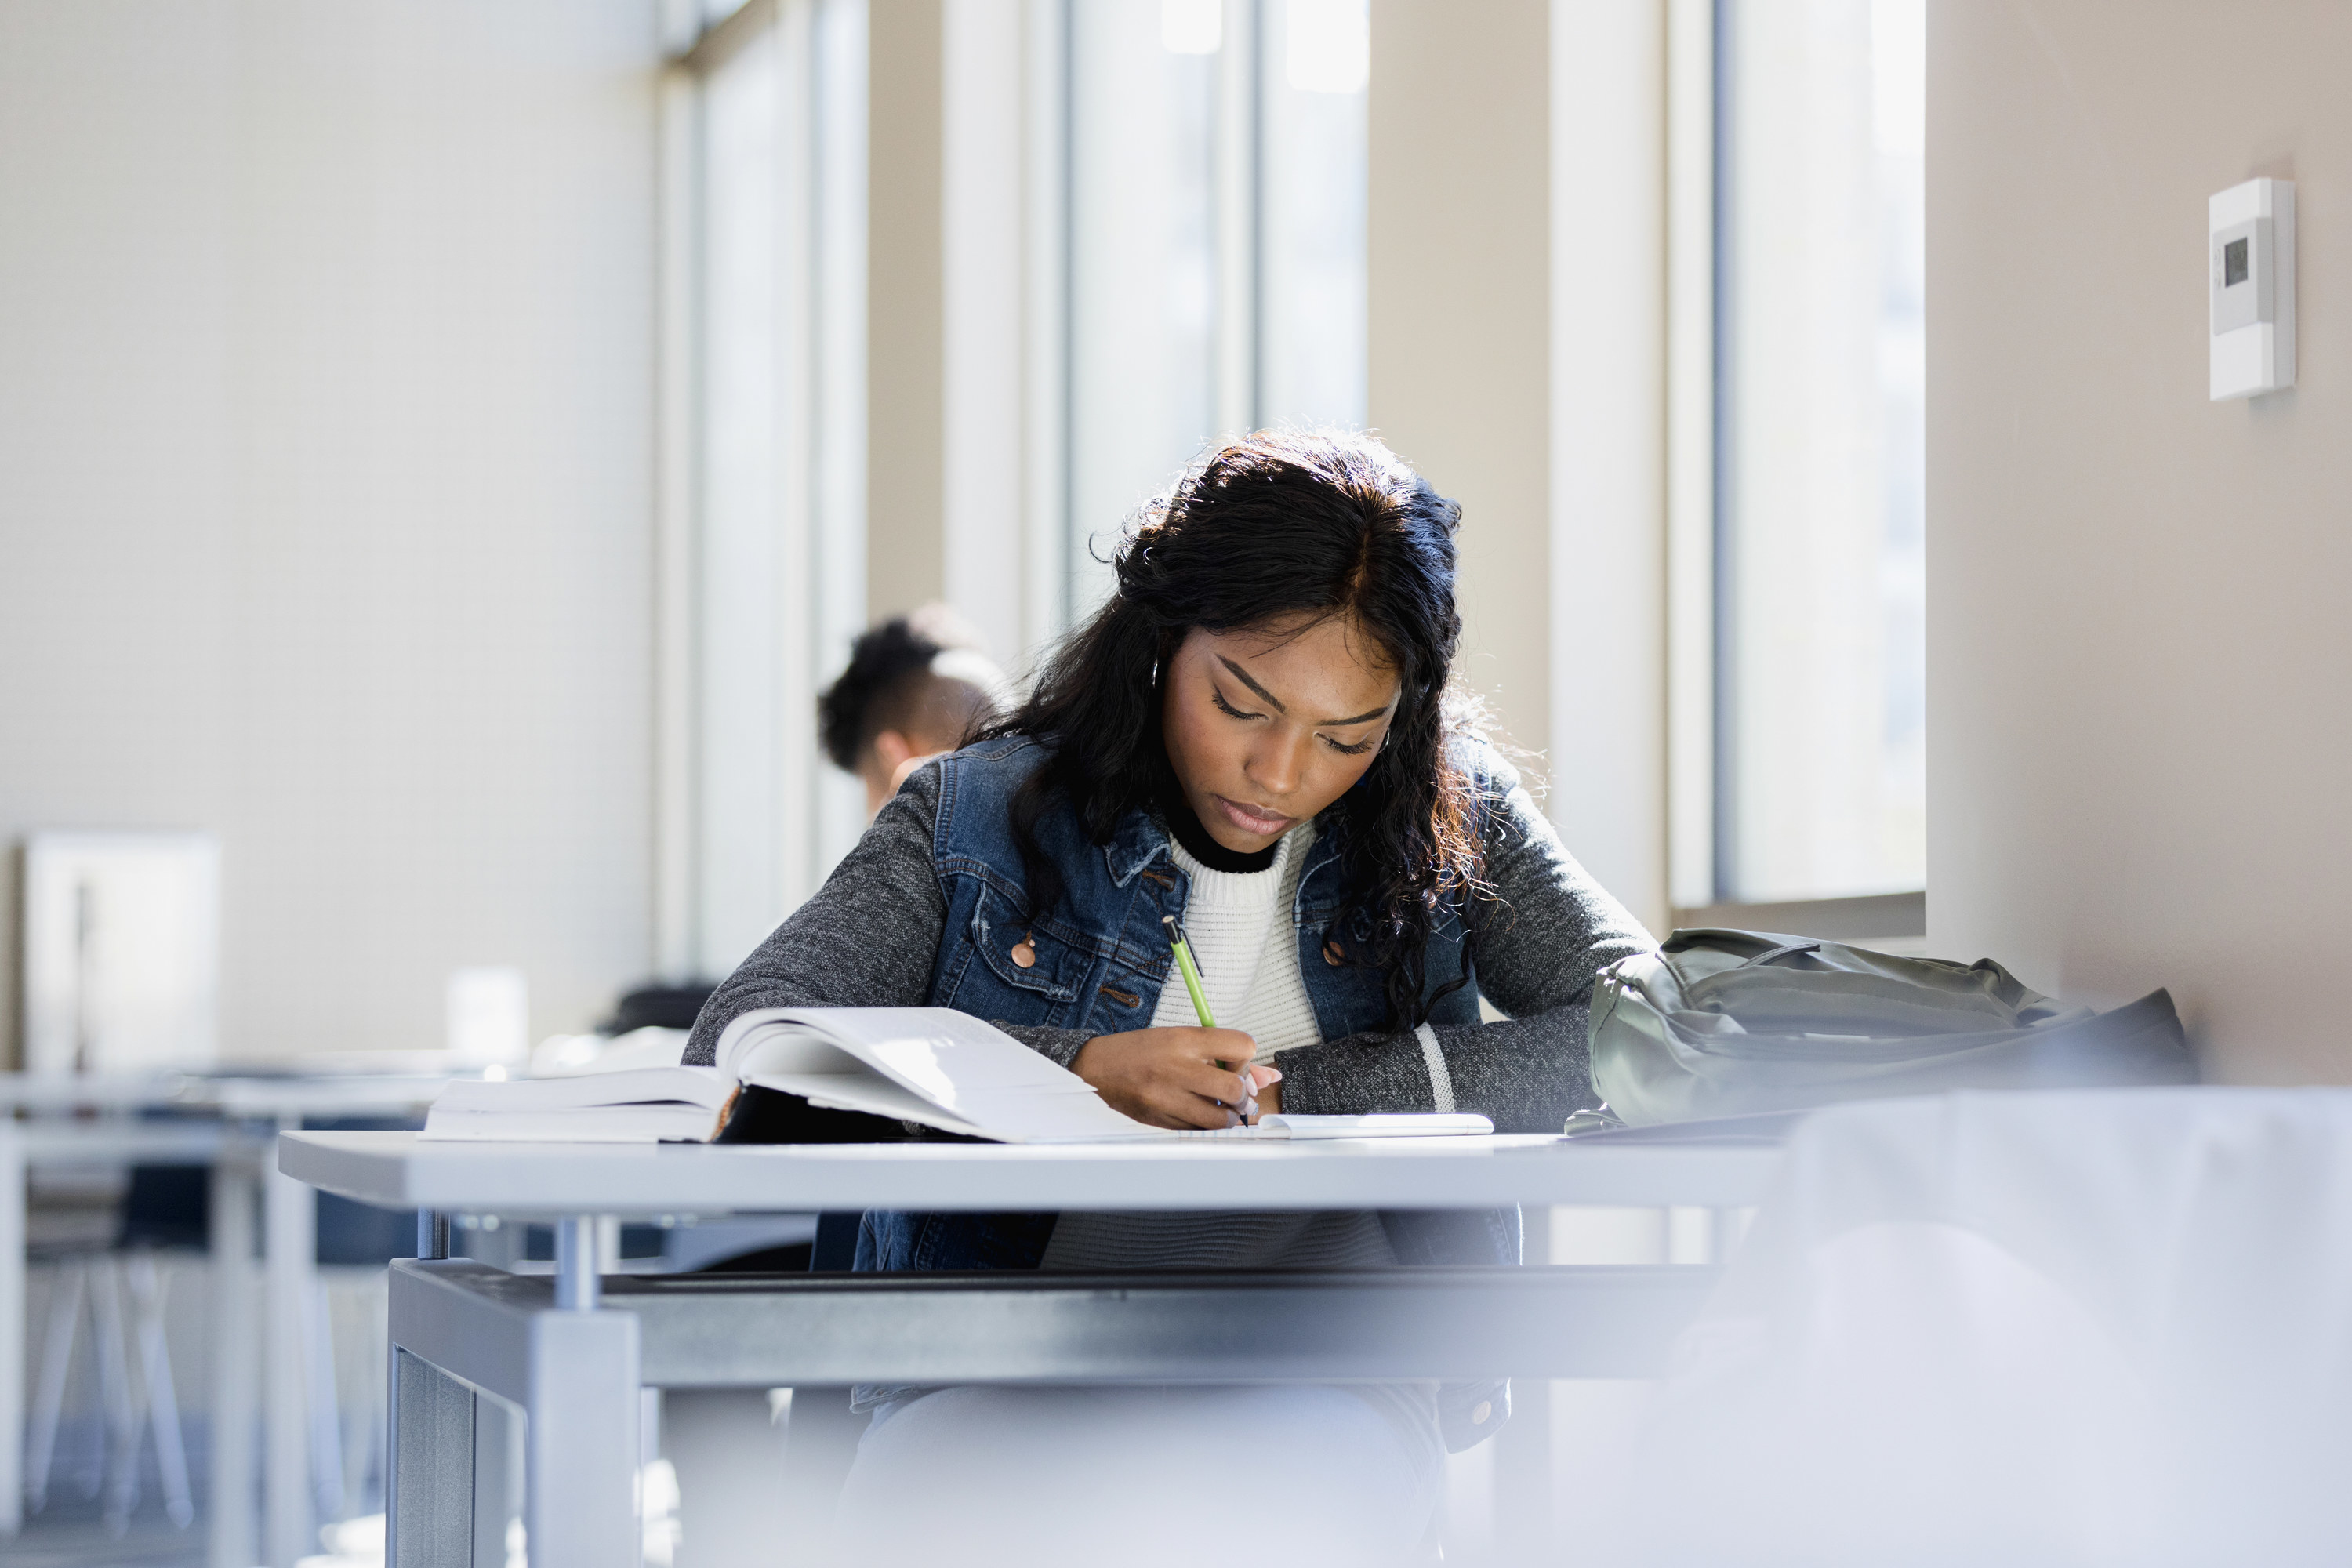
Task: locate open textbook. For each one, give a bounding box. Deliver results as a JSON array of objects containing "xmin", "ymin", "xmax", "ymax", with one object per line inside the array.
[{"xmin": 422, "ymin": 1007, "xmax": 1493, "ymax": 1145}]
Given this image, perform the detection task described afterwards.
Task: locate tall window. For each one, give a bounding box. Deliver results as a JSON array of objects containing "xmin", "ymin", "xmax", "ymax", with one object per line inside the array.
[
  {"xmin": 670, "ymin": 0, "xmax": 869, "ymax": 978},
  {"xmin": 1710, "ymin": 0, "xmax": 1925, "ymax": 906},
  {"xmin": 1259, "ymin": 0, "xmax": 1370, "ymax": 429},
  {"xmin": 660, "ymin": 0, "xmax": 1372, "ymax": 975},
  {"xmin": 1065, "ymin": 0, "xmax": 1370, "ymax": 619}
]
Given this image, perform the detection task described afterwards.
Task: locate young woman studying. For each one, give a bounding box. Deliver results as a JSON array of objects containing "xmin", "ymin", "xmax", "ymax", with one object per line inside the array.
[{"xmin": 685, "ymin": 430, "xmax": 1653, "ymax": 1563}]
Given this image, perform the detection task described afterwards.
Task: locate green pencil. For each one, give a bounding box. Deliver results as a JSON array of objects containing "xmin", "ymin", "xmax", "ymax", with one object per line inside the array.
[
  {"xmin": 1163, "ymin": 913, "xmax": 1218, "ymax": 1029},
  {"xmin": 1164, "ymin": 914, "xmax": 1249, "ymax": 1119}
]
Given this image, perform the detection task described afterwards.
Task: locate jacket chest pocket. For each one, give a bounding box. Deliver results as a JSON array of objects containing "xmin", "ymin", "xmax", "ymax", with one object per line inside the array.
[{"xmin": 946, "ymin": 885, "xmax": 1092, "ymax": 1026}]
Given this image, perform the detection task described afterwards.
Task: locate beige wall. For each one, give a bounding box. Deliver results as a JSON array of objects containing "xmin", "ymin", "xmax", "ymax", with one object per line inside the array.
[
  {"xmin": 1929, "ymin": 0, "xmax": 2352, "ymax": 1080},
  {"xmin": 1370, "ymin": 0, "xmax": 1668, "ymax": 933},
  {"xmin": 867, "ymin": 0, "xmax": 946, "ymax": 620},
  {"xmin": 0, "ymin": 1, "xmax": 663, "ymax": 1061},
  {"xmin": 1369, "ymin": 0, "xmax": 1555, "ymax": 763}
]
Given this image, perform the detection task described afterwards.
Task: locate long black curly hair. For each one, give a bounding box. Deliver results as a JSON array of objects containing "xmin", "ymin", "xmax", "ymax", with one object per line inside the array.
[{"xmin": 977, "ymin": 428, "xmax": 1497, "ymax": 1031}]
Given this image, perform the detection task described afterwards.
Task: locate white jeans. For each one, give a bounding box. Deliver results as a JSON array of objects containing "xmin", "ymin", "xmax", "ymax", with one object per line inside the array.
[{"xmin": 834, "ymin": 1384, "xmax": 1444, "ymax": 1567}]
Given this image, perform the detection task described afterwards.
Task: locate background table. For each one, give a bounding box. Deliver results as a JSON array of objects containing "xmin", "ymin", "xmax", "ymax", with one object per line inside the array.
[{"xmin": 3, "ymin": 1073, "xmax": 448, "ymax": 1567}]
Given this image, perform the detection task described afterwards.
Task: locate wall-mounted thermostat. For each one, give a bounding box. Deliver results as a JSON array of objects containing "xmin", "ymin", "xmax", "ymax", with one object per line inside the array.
[{"xmin": 2210, "ymin": 177, "xmax": 2295, "ymax": 401}]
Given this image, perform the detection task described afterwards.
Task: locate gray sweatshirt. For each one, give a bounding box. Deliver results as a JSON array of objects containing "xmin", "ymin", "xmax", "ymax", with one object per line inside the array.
[{"xmin": 688, "ymin": 759, "xmax": 1653, "ymax": 1133}]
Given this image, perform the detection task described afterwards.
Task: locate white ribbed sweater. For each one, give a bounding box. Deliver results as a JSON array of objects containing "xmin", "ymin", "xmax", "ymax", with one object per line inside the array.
[{"xmin": 1147, "ymin": 826, "xmax": 1322, "ymax": 1055}]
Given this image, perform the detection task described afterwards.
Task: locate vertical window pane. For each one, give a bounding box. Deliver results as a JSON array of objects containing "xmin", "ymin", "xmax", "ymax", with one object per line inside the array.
[
  {"xmin": 691, "ymin": 3, "xmax": 867, "ymax": 971},
  {"xmin": 1068, "ymin": 0, "xmax": 1219, "ymax": 618},
  {"xmin": 1259, "ymin": 0, "xmax": 1368, "ymax": 430},
  {"xmin": 1719, "ymin": 0, "xmax": 1925, "ymax": 902},
  {"xmin": 697, "ymin": 32, "xmax": 785, "ymax": 971},
  {"xmin": 810, "ymin": 0, "xmax": 871, "ymax": 889}
]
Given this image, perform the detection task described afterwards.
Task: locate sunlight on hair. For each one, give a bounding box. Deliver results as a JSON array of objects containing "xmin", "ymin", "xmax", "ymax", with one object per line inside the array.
[{"xmin": 1287, "ymin": 0, "xmax": 1370, "ymax": 94}]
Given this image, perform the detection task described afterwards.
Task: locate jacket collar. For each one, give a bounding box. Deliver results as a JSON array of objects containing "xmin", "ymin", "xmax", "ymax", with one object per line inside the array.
[
  {"xmin": 1296, "ymin": 818, "xmax": 1346, "ymax": 887},
  {"xmin": 1102, "ymin": 805, "xmax": 1176, "ymax": 887},
  {"xmin": 1101, "ymin": 798, "xmax": 1352, "ymax": 891}
]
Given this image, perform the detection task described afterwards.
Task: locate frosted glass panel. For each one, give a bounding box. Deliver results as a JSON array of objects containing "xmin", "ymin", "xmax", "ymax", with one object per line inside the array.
[
  {"xmin": 692, "ymin": 3, "xmax": 869, "ymax": 973},
  {"xmin": 1067, "ymin": 0, "xmax": 1219, "ymax": 618},
  {"xmin": 1719, "ymin": 0, "xmax": 1924, "ymax": 902},
  {"xmin": 698, "ymin": 31, "xmax": 786, "ymax": 970}
]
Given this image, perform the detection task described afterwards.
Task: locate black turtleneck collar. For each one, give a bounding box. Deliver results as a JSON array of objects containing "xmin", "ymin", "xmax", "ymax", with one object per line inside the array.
[{"xmin": 1155, "ymin": 777, "xmax": 1281, "ymax": 874}]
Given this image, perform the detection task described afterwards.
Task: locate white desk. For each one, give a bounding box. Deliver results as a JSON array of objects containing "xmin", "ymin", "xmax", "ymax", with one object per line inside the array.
[
  {"xmin": 278, "ymin": 1128, "xmax": 1779, "ymax": 1218},
  {"xmin": 3, "ymin": 1074, "xmax": 447, "ymax": 1568},
  {"xmin": 281, "ymin": 1129, "xmax": 1783, "ymax": 1568}
]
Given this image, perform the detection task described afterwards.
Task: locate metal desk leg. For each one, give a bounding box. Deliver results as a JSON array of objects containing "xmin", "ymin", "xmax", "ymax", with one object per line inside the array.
[
  {"xmin": 528, "ymin": 1216, "xmax": 640, "ymax": 1568},
  {"xmin": 264, "ymin": 1126, "xmax": 318, "ymax": 1568},
  {"xmin": 210, "ymin": 1158, "xmax": 259, "ymax": 1568},
  {"xmin": 0, "ymin": 1123, "xmax": 24, "ymax": 1538}
]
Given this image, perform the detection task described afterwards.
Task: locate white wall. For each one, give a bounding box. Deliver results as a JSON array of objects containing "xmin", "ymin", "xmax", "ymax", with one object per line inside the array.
[
  {"xmin": 1550, "ymin": 0, "xmax": 1668, "ymax": 936},
  {"xmin": 1929, "ymin": 0, "xmax": 2352, "ymax": 1081},
  {"xmin": 0, "ymin": 1, "xmax": 664, "ymax": 1061}
]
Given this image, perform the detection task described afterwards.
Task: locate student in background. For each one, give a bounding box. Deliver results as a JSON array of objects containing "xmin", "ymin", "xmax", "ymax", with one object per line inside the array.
[
  {"xmin": 691, "ymin": 431, "xmax": 1653, "ymax": 1563},
  {"xmin": 818, "ymin": 604, "xmax": 1004, "ymax": 818}
]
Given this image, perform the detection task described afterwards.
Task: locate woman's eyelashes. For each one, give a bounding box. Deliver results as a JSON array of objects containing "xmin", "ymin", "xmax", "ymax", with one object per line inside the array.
[
  {"xmin": 1214, "ymin": 685, "xmax": 1377, "ymax": 757},
  {"xmin": 1210, "ymin": 686, "xmax": 1263, "ymax": 723}
]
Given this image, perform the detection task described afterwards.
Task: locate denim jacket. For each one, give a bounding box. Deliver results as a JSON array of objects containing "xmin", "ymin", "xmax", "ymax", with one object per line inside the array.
[{"xmin": 853, "ymin": 735, "xmax": 1519, "ymax": 1450}]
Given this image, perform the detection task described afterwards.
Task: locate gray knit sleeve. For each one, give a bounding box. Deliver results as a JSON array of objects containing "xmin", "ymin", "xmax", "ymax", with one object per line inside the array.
[
  {"xmin": 1271, "ymin": 757, "xmax": 1657, "ymax": 1134},
  {"xmin": 682, "ymin": 763, "xmax": 1089, "ymax": 1069}
]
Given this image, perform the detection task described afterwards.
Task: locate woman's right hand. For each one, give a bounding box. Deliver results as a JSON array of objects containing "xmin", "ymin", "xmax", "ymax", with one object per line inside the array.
[{"xmin": 1071, "ymin": 1027, "xmax": 1276, "ymax": 1129}]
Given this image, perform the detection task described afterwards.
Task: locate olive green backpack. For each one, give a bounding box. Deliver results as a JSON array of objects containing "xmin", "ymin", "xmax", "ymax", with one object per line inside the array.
[{"xmin": 1587, "ymin": 929, "xmax": 2196, "ymax": 1127}]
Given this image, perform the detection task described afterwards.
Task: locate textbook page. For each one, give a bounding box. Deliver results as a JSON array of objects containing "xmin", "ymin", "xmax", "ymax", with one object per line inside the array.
[
  {"xmin": 720, "ymin": 1008, "xmax": 1127, "ymax": 1139},
  {"xmin": 727, "ymin": 1008, "xmax": 1101, "ymax": 1094},
  {"xmin": 714, "ymin": 1010, "xmax": 1497, "ymax": 1143}
]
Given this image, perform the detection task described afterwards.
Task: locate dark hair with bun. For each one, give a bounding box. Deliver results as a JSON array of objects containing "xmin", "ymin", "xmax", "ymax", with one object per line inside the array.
[
  {"xmin": 818, "ymin": 608, "xmax": 998, "ymax": 775},
  {"xmin": 976, "ymin": 428, "xmax": 1494, "ymax": 1031}
]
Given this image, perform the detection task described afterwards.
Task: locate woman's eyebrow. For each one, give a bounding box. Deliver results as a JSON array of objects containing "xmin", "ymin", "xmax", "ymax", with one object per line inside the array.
[
  {"xmin": 1216, "ymin": 655, "xmax": 1388, "ymax": 726},
  {"xmin": 1215, "ymin": 655, "xmax": 1287, "ymax": 711}
]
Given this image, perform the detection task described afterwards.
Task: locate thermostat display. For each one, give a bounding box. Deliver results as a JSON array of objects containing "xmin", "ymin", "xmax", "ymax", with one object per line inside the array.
[{"xmin": 2209, "ymin": 178, "xmax": 2295, "ymax": 401}]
